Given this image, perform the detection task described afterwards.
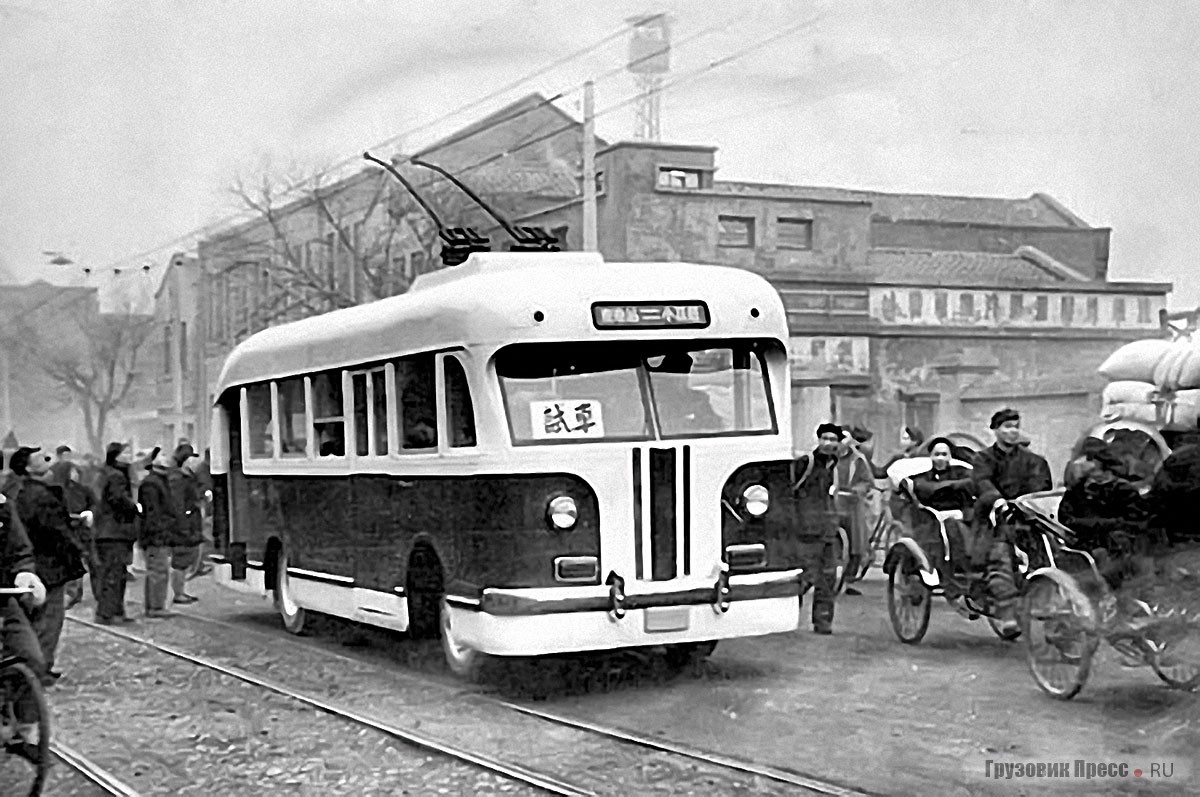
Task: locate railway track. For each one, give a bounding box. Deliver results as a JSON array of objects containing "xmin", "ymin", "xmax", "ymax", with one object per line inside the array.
[
  {"xmin": 50, "ymin": 741, "xmax": 142, "ymax": 796},
  {"xmin": 66, "ymin": 611, "xmax": 871, "ymax": 796}
]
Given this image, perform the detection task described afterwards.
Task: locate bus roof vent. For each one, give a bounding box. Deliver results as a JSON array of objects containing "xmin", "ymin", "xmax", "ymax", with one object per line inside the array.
[{"xmin": 408, "ymin": 252, "xmax": 606, "ymax": 292}]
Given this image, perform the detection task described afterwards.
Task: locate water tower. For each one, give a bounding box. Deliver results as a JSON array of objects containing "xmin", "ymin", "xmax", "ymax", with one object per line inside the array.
[{"xmin": 627, "ymin": 13, "xmax": 671, "ymax": 141}]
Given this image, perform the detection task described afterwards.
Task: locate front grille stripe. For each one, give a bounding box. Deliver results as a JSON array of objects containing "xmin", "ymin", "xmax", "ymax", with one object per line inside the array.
[
  {"xmin": 632, "ymin": 448, "xmax": 643, "ymax": 580},
  {"xmin": 682, "ymin": 445, "xmax": 691, "ymax": 576},
  {"xmin": 649, "ymin": 448, "xmax": 677, "ymax": 581}
]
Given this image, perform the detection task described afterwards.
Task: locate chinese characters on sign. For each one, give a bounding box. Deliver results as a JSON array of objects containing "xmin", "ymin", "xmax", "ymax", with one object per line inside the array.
[
  {"xmin": 592, "ymin": 302, "xmax": 710, "ymax": 329},
  {"xmin": 530, "ymin": 400, "xmax": 606, "ymax": 440}
]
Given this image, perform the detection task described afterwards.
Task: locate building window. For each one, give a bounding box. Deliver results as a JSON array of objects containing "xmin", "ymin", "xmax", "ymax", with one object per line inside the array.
[
  {"xmin": 777, "ymin": 218, "xmax": 813, "ymax": 250},
  {"xmin": 985, "ymin": 293, "xmax": 1001, "ymax": 320},
  {"xmin": 1061, "ymin": 295, "xmax": 1075, "ymax": 325},
  {"xmin": 658, "ymin": 167, "xmax": 702, "ymax": 189},
  {"xmin": 594, "ymin": 171, "xmax": 605, "ymax": 194},
  {"xmin": 934, "ymin": 292, "xmax": 948, "ymax": 320},
  {"xmin": 1009, "ymin": 294, "xmax": 1024, "ymax": 320},
  {"xmin": 411, "ymin": 251, "xmax": 427, "ymax": 276},
  {"xmin": 163, "ymin": 324, "xmax": 173, "ymax": 374},
  {"xmin": 1034, "ymin": 295, "xmax": 1048, "ymax": 322},
  {"xmin": 1113, "ymin": 297, "xmax": 1126, "ymax": 323},
  {"xmin": 717, "ymin": 215, "xmax": 755, "ymax": 248},
  {"xmin": 958, "ymin": 293, "xmax": 975, "ymax": 319},
  {"xmin": 1086, "ymin": 296, "xmax": 1099, "ymax": 324},
  {"xmin": 908, "ymin": 291, "xmax": 923, "ymax": 320},
  {"xmin": 179, "ymin": 322, "xmax": 188, "ymax": 371},
  {"xmin": 551, "ymin": 225, "xmax": 569, "ymax": 249},
  {"xmin": 1137, "ymin": 296, "xmax": 1152, "ymax": 323}
]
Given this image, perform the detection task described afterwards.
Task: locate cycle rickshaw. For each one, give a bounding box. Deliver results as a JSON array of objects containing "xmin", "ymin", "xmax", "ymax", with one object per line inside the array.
[
  {"xmin": 883, "ymin": 439, "xmax": 1070, "ymax": 645},
  {"xmin": 1020, "ymin": 425, "xmax": 1200, "ymax": 700},
  {"xmin": 0, "ymin": 585, "xmax": 51, "ymax": 797}
]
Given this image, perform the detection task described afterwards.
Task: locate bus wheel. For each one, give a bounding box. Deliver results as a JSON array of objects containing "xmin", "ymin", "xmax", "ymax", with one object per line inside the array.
[
  {"xmin": 440, "ymin": 598, "xmax": 487, "ymax": 681},
  {"xmin": 273, "ymin": 550, "xmax": 307, "ymax": 635}
]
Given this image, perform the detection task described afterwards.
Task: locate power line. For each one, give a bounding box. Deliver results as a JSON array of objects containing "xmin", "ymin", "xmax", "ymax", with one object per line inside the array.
[
  {"xmin": 97, "ymin": 12, "xmax": 747, "ymax": 279},
  {"xmin": 96, "ymin": 19, "xmax": 643, "ymax": 277}
]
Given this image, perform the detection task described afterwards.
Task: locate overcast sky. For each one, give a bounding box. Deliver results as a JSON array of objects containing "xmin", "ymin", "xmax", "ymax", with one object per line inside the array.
[{"xmin": 2, "ymin": 0, "xmax": 1197, "ymax": 308}]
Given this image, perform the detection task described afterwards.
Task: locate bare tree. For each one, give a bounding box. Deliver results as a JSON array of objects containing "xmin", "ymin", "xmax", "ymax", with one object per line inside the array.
[
  {"xmin": 21, "ymin": 309, "xmax": 155, "ymax": 455},
  {"xmin": 221, "ymin": 160, "xmax": 525, "ymax": 336}
]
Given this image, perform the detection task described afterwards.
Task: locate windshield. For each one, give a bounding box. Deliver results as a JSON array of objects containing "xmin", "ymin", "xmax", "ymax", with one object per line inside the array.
[{"xmin": 496, "ymin": 341, "xmax": 778, "ymax": 444}]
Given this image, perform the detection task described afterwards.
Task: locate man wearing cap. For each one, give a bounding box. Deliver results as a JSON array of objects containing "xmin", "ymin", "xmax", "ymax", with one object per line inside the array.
[
  {"xmin": 94, "ymin": 443, "xmax": 140, "ymax": 624},
  {"xmin": 10, "ymin": 446, "xmax": 87, "ymax": 683},
  {"xmin": 972, "ymin": 408, "xmax": 1053, "ymax": 633},
  {"xmin": 1059, "ymin": 446, "xmax": 1150, "ymax": 562},
  {"xmin": 139, "ymin": 448, "xmax": 185, "ymax": 617},
  {"xmin": 791, "ymin": 423, "xmax": 844, "ymax": 634}
]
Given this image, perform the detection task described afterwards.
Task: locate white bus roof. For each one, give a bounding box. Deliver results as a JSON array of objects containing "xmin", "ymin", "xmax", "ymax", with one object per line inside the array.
[{"xmin": 214, "ymin": 252, "xmax": 788, "ymax": 395}]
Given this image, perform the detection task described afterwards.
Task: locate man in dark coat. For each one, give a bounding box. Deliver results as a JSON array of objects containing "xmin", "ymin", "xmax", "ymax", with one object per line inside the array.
[
  {"xmin": 1148, "ymin": 443, "xmax": 1200, "ymax": 545},
  {"xmin": 1059, "ymin": 446, "xmax": 1152, "ymax": 590},
  {"xmin": 51, "ymin": 461, "xmax": 98, "ymax": 609},
  {"xmin": 1, "ymin": 451, "xmax": 50, "ymax": 751},
  {"xmin": 971, "ymin": 408, "xmax": 1053, "ymax": 633},
  {"xmin": 93, "ymin": 442, "xmax": 140, "ymax": 624},
  {"xmin": 138, "ymin": 448, "xmax": 180, "ymax": 617},
  {"xmin": 10, "ymin": 446, "xmax": 87, "ymax": 682},
  {"xmin": 167, "ymin": 443, "xmax": 202, "ymax": 604},
  {"xmin": 792, "ymin": 423, "xmax": 843, "ymax": 635}
]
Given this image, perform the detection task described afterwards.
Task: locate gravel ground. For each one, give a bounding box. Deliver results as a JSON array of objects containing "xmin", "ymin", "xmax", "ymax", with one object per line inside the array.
[
  {"xmin": 58, "ymin": 613, "xmax": 824, "ymax": 796},
  {"xmin": 48, "ymin": 628, "xmax": 535, "ymax": 796}
]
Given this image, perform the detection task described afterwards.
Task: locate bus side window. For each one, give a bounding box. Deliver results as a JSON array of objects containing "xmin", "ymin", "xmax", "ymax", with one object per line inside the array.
[
  {"xmin": 245, "ymin": 383, "xmax": 274, "ymax": 458},
  {"xmin": 445, "ymin": 357, "xmax": 476, "ymax": 448},
  {"xmin": 395, "ymin": 354, "xmax": 437, "ymax": 451},
  {"xmin": 312, "ymin": 370, "xmax": 345, "ymax": 457},
  {"xmin": 277, "ymin": 377, "xmax": 308, "ymax": 457}
]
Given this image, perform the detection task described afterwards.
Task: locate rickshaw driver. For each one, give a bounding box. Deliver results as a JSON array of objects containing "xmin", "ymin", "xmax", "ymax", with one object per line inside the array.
[{"xmin": 972, "ymin": 408, "xmax": 1053, "ymax": 635}]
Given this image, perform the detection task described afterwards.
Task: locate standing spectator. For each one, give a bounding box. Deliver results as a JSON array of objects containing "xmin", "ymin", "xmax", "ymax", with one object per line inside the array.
[
  {"xmin": 835, "ymin": 429, "xmax": 874, "ymax": 595},
  {"xmin": 94, "ymin": 443, "xmax": 139, "ymax": 625},
  {"xmin": 792, "ymin": 423, "xmax": 843, "ymax": 635},
  {"xmin": 10, "ymin": 447, "xmax": 86, "ymax": 684},
  {"xmin": 138, "ymin": 449, "xmax": 179, "ymax": 618},
  {"xmin": 168, "ymin": 443, "xmax": 202, "ymax": 604},
  {"xmin": 54, "ymin": 444, "xmax": 73, "ymax": 466},
  {"xmin": 51, "ymin": 461, "xmax": 98, "ymax": 609},
  {"xmin": 190, "ymin": 448, "xmax": 215, "ymax": 578}
]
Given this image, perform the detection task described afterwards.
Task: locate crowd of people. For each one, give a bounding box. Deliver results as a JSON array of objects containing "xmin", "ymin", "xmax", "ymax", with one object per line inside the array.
[
  {"xmin": 0, "ymin": 439, "xmax": 213, "ymax": 699},
  {"xmin": 793, "ymin": 406, "xmax": 1200, "ymax": 637}
]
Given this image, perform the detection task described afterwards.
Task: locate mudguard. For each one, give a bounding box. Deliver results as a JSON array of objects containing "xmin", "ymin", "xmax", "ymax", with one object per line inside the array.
[{"xmin": 883, "ymin": 537, "xmax": 936, "ymax": 583}]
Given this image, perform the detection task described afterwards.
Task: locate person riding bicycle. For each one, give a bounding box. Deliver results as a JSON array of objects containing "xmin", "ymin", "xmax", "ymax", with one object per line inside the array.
[
  {"xmin": 971, "ymin": 408, "xmax": 1053, "ymax": 635},
  {"xmin": 0, "ymin": 451, "xmax": 49, "ymax": 759}
]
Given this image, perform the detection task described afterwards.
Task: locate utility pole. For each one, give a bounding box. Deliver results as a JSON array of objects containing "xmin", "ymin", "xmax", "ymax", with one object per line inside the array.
[
  {"xmin": 0, "ymin": 347, "xmax": 11, "ymax": 439},
  {"xmin": 582, "ymin": 80, "xmax": 598, "ymax": 253},
  {"xmin": 171, "ymin": 259, "xmax": 185, "ymax": 437}
]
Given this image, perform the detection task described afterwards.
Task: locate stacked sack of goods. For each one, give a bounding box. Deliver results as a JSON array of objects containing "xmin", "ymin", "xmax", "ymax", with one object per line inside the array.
[{"xmin": 1097, "ymin": 337, "xmax": 1200, "ymax": 430}]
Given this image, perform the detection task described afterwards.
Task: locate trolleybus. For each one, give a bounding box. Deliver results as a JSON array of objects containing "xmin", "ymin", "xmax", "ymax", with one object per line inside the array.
[{"xmin": 210, "ymin": 251, "xmax": 804, "ymax": 677}]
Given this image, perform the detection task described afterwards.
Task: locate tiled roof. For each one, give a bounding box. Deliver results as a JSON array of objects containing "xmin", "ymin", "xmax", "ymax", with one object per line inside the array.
[
  {"xmin": 866, "ymin": 248, "xmax": 1075, "ymax": 286},
  {"xmin": 712, "ymin": 181, "xmax": 1083, "ymax": 228}
]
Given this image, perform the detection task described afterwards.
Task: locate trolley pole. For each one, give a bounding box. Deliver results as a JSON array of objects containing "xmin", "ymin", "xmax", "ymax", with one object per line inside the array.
[{"xmin": 582, "ymin": 80, "xmax": 598, "ymax": 253}]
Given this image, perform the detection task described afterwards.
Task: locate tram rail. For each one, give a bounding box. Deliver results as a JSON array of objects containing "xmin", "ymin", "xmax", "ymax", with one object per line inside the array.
[
  {"xmin": 50, "ymin": 740, "xmax": 142, "ymax": 796},
  {"xmin": 67, "ymin": 611, "xmax": 871, "ymax": 796}
]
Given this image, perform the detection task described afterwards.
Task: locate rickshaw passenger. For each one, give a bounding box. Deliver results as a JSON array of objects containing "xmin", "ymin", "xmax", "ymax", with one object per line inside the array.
[
  {"xmin": 972, "ymin": 408, "xmax": 1053, "ymax": 634},
  {"xmin": 911, "ymin": 437, "xmax": 975, "ymax": 515}
]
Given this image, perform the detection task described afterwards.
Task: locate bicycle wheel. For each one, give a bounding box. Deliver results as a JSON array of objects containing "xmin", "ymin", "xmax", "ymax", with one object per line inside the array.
[
  {"xmin": 1150, "ymin": 630, "xmax": 1200, "ymax": 691},
  {"xmin": 0, "ymin": 661, "xmax": 51, "ymax": 796},
  {"xmin": 1020, "ymin": 574, "xmax": 1098, "ymax": 700}
]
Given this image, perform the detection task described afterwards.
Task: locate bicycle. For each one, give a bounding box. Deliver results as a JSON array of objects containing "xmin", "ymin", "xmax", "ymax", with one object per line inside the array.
[{"xmin": 0, "ymin": 586, "xmax": 51, "ymax": 797}]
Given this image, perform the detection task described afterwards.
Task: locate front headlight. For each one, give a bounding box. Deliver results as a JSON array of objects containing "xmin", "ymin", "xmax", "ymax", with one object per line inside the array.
[
  {"xmin": 742, "ymin": 484, "xmax": 769, "ymax": 517},
  {"xmin": 547, "ymin": 495, "xmax": 578, "ymax": 530}
]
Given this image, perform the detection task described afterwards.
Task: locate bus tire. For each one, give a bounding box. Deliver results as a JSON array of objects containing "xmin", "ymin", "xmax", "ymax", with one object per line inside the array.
[
  {"xmin": 273, "ymin": 550, "xmax": 307, "ymax": 635},
  {"xmin": 440, "ymin": 598, "xmax": 487, "ymax": 681}
]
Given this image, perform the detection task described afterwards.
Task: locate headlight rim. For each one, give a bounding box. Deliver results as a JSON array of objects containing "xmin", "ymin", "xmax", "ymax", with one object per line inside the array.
[
  {"xmin": 741, "ymin": 483, "xmax": 770, "ymax": 517},
  {"xmin": 546, "ymin": 495, "xmax": 579, "ymax": 531}
]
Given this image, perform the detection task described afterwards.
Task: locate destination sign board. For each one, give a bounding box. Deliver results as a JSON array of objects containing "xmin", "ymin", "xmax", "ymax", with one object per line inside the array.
[{"xmin": 591, "ymin": 302, "xmax": 710, "ymax": 329}]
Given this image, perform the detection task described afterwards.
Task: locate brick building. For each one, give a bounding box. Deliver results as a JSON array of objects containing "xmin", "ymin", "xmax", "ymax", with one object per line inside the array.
[{"xmin": 518, "ymin": 140, "xmax": 1171, "ymax": 476}]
